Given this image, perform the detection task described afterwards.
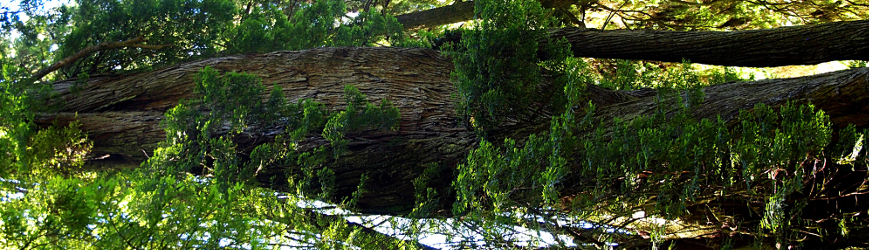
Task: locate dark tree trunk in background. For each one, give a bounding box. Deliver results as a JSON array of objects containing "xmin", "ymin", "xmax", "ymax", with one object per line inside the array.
[
  {"xmin": 398, "ymin": 3, "xmax": 869, "ymax": 66},
  {"xmin": 401, "ymin": 4, "xmax": 869, "ymax": 67},
  {"xmin": 394, "ymin": 0, "xmax": 580, "ymax": 30},
  {"xmin": 550, "ymin": 20, "xmax": 869, "ymax": 66},
  {"xmin": 410, "ymin": 16, "xmax": 869, "ymax": 66},
  {"xmin": 395, "ymin": 1, "xmax": 475, "ymax": 29}
]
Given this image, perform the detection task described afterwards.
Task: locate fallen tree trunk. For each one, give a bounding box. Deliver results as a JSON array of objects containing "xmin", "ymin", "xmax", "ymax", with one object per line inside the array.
[{"xmin": 40, "ymin": 47, "xmax": 869, "ymax": 215}]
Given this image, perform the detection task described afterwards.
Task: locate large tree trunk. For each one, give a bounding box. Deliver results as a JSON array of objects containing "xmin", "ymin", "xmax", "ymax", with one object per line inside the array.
[
  {"xmin": 43, "ymin": 47, "xmax": 475, "ymax": 214},
  {"xmin": 41, "ymin": 46, "xmax": 869, "ymax": 216}
]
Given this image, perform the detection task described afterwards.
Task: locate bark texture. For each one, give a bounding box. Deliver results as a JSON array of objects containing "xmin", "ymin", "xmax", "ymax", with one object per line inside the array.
[
  {"xmin": 42, "ymin": 47, "xmax": 475, "ymax": 214},
  {"xmin": 41, "ymin": 47, "xmax": 869, "ymax": 216}
]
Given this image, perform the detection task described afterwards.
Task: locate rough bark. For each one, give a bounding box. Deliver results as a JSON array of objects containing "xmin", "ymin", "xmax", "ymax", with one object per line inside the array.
[
  {"xmin": 40, "ymin": 46, "xmax": 869, "ymax": 216},
  {"xmin": 41, "ymin": 47, "xmax": 475, "ymax": 214}
]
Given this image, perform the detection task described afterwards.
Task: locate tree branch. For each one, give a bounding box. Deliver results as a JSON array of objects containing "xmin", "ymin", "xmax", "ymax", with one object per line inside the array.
[{"xmin": 30, "ymin": 36, "xmax": 171, "ymax": 82}]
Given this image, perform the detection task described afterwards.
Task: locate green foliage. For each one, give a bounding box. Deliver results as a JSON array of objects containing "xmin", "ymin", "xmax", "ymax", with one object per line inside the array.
[
  {"xmin": 224, "ymin": 0, "xmax": 406, "ymax": 54},
  {"xmin": 408, "ymin": 162, "xmax": 442, "ymax": 219},
  {"xmin": 1, "ymin": 170, "xmax": 291, "ymax": 249},
  {"xmin": 596, "ymin": 59, "xmax": 754, "ymax": 91},
  {"xmin": 323, "ymin": 84, "xmax": 401, "ymax": 158},
  {"xmin": 195, "ymin": 67, "xmax": 270, "ymax": 133},
  {"xmin": 453, "ymin": 58, "xmax": 594, "ymax": 216},
  {"xmin": 156, "ymin": 67, "xmax": 281, "ymax": 186},
  {"xmin": 734, "ymin": 102, "xmax": 832, "ymax": 245},
  {"xmin": 144, "ymin": 67, "xmax": 405, "ymax": 248},
  {"xmin": 43, "ymin": 0, "xmax": 425, "ymax": 79},
  {"xmin": 0, "ymin": 77, "xmax": 35, "ymax": 177},
  {"xmin": 2, "ymin": 54, "xmax": 90, "ymax": 179},
  {"xmin": 455, "ymin": 95, "xmax": 857, "ymax": 247},
  {"xmin": 158, "ymin": 67, "xmax": 399, "ymax": 189},
  {"xmin": 449, "ymin": 0, "xmax": 573, "ymax": 133},
  {"xmin": 443, "ymin": 6, "xmax": 857, "ymax": 242},
  {"xmin": 0, "ymin": 64, "xmax": 404, "ymax": 249},
  {"xmin": 58, "ymin": 0, "xmax": 236, "ymax": 76},
  {"xmin": 830, "ymin": 124, "xmax": 866, "ymax": 164},
  {"xmin": 398, "ymin": 28, "xmax": 439, "ymax": 49},
  {"xmin": 846, "ymin": 60, "xmax": 868, "ymax": 68},
  {"xmin": 0, "ymin": 1, "xmax": 72, "ymax": 80},
  {"xmin": 5, "ymin": 0, "xmax": 869, "ymax": 248},
  {"xmin": 24, "ymin": 121, "xmax": 92, "ymax": 177}
]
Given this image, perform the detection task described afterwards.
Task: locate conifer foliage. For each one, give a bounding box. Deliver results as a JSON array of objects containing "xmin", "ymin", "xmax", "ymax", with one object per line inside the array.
[{"xmin": 2, "ymin": 0, "xmax": 869, "ymax": 249}]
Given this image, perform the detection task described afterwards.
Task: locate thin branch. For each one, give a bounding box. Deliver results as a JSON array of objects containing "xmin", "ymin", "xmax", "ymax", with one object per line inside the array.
[
  {"xmin": 30, "ymin": 36, "xmax": 171, "ymax": 82},
  {"xmin": 601, "ymin": 1, "xmax": 627, "ymax": 30}
]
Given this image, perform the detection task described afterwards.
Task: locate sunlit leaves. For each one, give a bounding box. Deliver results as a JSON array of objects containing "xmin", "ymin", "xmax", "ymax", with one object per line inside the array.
[
  {"xmin": 1, "ymin": 76, "xmax": 91, "ymax": 178},
  {"xmin": 224, "ymin": 0, "xmax": 406, "ymax": 54},
  {"xmin": 1, "ymin": 171, "xmax": 289, "ymax": 249}
]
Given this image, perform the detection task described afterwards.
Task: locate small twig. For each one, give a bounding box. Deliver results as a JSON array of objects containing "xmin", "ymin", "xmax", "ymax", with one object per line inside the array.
[{"xmin": 602, "ymin": 2, "xmax": 627, "ymax": 30}]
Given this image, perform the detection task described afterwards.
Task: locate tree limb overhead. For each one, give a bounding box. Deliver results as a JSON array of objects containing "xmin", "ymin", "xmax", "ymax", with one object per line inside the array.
[
  {"xmin": 548, "ymin": 20, "xmax": 869, "ymax": 66},
  {"xmin": 395, "ymin": 1, "xmax": 475, "ymax": 29}
]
